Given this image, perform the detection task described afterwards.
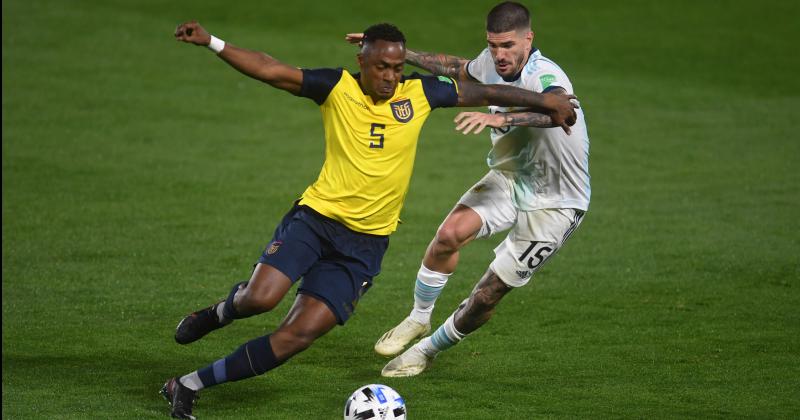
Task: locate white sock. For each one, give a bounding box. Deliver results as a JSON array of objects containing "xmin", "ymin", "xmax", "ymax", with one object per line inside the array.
[
  {"xmin": 418, "ymin": 313, "xmax": 466, "ymax": 357},
  {"xmin": 409, "ymin": 264, "xmax": 450, "ymax": 325},
  {"xmin": 179, "ymin": 371, "xmax": 205, "ymax": 391}
]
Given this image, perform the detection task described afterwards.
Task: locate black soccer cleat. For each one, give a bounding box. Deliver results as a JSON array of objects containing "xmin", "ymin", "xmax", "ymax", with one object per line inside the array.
[
  {"xmin": 174, "ymin": 303, "xmax": 228, "ymax": 345},
  {"xmin": 160, "ymin": 377, "xmax": 199, "ymax": 420}
]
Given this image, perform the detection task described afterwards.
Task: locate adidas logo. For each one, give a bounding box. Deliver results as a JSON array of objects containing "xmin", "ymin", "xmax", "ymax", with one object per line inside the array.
[{"xmin": 516, "ymin": 270, "xmax": 530, "ymax": 278}]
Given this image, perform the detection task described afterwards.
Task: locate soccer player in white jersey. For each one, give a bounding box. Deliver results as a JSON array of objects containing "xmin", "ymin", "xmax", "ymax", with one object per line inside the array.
[{"xmin": 357, "ymin": 1, "xmax": 591, "ymax": 376}]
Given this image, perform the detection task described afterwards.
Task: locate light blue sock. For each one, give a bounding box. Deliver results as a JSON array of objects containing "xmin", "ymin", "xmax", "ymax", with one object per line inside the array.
[
  {"xmin": 410, "ymin": 265, "xmax": 450, "ymax": 324},
  {"xmin": 418, "ymin": 313, "xmax": 466, "ymax": 357}
]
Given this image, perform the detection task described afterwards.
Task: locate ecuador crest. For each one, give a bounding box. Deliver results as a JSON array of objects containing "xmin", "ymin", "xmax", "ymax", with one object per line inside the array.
[
  {"xmin": 390, "ymin": 98, "xmax": 414, "ymax": 123},
  {"xmin": 266, "ymin": 240, "xmax": 282, "ymax": 255}
]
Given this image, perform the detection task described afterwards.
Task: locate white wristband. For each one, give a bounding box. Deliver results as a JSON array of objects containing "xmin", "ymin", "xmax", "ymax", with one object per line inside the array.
[{"xmin": 207, "ymin": 35, "xmax": 225, "ymax": 54}]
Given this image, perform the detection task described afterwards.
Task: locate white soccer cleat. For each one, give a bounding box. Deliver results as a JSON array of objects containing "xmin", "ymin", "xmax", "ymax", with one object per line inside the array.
[
  {"xmin": 381, "ymin": 343, "xmax": 433, "ymax": 377},
  {"xmin": 374, "ymin": 317, "xmax": 431, "ymax": 357}
]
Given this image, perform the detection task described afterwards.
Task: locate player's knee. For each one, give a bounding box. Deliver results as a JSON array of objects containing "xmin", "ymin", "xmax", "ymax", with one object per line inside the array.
[
  {"xmin": 434, "ymin": 224, "xmax": 465, "ymax": 253},
  {"xmin": 237, "ymin": 288, "xmax": 280, "ymax": 313}
]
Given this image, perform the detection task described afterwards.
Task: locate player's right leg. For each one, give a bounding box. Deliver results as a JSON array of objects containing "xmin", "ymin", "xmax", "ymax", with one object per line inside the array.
[
  {"xmin": 175, "ymin": 204, "xmax": 322, "ymax": 345},
  {"xmin": 373, "ymin": 205, "xmax": 480, "ymax": 356},
  {"xmin": 375, "ymin": 170, "xmax": 516, "ymax": 356},
  {"xmin": 174, "ymin": 264, "xmax": 293, "ymax": 344}
]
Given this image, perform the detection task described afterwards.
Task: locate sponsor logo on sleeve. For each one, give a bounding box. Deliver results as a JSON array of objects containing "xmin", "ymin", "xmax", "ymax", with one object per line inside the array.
[{"xmin": 539, "ymin": 74, "xmax": 556, "ymax": 90}]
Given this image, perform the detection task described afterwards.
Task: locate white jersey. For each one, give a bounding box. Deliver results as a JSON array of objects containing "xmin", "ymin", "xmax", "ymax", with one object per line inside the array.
[{"xmin": 466, "ymin": 48, "xmax": 590, "ymax": 211}]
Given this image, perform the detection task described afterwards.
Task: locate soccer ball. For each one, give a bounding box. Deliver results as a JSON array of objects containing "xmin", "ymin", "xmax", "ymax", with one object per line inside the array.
[{"xmin": 344, "ymin": 384, "xmax": 406, "ymax": 420}]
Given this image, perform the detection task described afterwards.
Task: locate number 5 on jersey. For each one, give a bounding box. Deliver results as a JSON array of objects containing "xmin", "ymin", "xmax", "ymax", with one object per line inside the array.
[{"xmin": 370, "ymin": 123, "xmax": 385, "ymax": 149}]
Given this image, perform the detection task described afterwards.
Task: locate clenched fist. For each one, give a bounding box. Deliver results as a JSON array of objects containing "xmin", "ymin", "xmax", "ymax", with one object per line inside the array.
[{"xmin": 174, "ymin": 20, "xmax": 211, "ymax": 46}]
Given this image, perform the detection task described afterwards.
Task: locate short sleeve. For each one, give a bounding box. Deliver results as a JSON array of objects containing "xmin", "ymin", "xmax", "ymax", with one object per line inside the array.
[
  {"xmin": 528, "ymin": 60, "xmax": 571, "ymax": 94},
  {"xmin": 416, "ymin": 74, "xmax": 459, "ymax": 109},
  {"xmin": 299, "ymin": 68, "xmax": 344, "ymax": 105},
  {"xmin": 465, "ymin": 49, "xmax": 493, "ymax": 84}
]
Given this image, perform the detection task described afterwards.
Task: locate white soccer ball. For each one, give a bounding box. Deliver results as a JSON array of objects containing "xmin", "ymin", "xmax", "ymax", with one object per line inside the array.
[{"xmin": 343, "ymin": 384, "xmax": 406, "ymax": 420}]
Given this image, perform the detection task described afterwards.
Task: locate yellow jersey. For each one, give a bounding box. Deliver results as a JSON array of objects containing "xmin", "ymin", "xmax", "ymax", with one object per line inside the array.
[{"xmin": 296, "ymin": 69, "xmax": 458, "ymax": 235}]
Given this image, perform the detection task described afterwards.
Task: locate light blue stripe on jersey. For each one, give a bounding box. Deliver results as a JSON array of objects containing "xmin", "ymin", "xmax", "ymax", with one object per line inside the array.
[
  {"xmin": 414, "ymin": 279, "xmax": 443, "ymax": 301},
  {"xmin": 212, "ymin": 359, "xmax": 227, "ymax": 383},
  {"xmin": 430, "ymin": 325, "xmax": 457, "ymax": 350}
]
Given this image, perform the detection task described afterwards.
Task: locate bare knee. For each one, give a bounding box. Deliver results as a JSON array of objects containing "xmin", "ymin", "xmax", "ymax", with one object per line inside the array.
[
  {"xmin": 433, "ymin": 224, "xmax": 465, "ymax": 254},
  {"xmin": 236, "ymin": 287, "xmax": 281, "ymax": 314}
]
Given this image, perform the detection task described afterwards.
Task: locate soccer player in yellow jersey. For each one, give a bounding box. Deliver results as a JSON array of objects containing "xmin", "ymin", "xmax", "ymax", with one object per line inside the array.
[{"xmin": 162, "ymin": 20, "xmax": 577, "ymax": 419}]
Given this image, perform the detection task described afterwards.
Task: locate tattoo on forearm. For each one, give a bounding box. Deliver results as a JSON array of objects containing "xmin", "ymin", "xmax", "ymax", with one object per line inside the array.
[
  {"xmin": 406, "ymin": 49, "xmax": 467, "ymax": 78},
  {"xmin": 458, "ymin": 82, "xmax": 546, "ymax": 109},
  {"xmin": 504, "ymin": 112, "xmax": 554, "ymax": 128}
]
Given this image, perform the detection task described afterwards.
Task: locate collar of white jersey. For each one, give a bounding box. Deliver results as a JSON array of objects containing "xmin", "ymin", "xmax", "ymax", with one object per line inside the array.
[{"xmin": 503, "ymin": 47, "xmax": 539, "ymax": 83}]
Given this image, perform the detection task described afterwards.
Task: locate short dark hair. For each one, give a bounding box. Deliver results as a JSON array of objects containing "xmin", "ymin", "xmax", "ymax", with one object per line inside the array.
[
  {"xmin": 362, "ymin": 23, "xmax": 406, "ymax": 46},
  {"xmin": 486, "ymin": 1, "xmax": 531, "ymax": 33}
]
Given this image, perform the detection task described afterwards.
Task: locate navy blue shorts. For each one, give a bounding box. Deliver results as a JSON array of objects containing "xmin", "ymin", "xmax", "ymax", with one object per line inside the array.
[{"xmin": 258, "ymin": 204, "xmax": 389, "ymax": 325}]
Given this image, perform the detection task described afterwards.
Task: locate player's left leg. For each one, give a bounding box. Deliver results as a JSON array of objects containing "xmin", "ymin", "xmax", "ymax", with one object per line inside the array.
[
  {"xmin": 174, "ymin": 264, "xmax": 294, "ymax": 345},
  {"xmin": 174, "ymin": 204, "xmax": 324, "ymax": 345},
  {"xmin": 375, "ymin": 170, "xmax": 516, "ymax": 357},
  {"xmin": 382, "ymin": 208, "xmax": 585, "ymax": 377},
  {"xmin": 193, "ymin": 294, "xmax": 337, "ymax": 389},
  {"xmin": 267, "ymin": 294, "xmax": 338, "ymax": 359},
  {"xmin": 162, "ymin": 294, "xmax": 337, "ymax": 419},
  {"xmin": 381, "ymin": 269, "xmax": 511, "ymax": 377}
]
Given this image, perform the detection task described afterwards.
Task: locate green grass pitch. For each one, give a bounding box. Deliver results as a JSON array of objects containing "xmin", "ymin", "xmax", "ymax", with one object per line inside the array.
[{"xmin": 3, "ymin": 0, "xmax": 799, "ymax": 418}]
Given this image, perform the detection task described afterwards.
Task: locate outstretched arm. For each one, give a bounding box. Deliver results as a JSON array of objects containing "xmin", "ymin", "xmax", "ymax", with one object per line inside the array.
[
  {"xmin": 345, "ymin": 33, "xmax": 472, "ymax": 81},
  {"xmin": 456, "ymin": 81, "xmax": 578, "ymax": 133},
  {"xmin": 175, "ymin": 21, "xmax": 303, "ymax": 94},
  {"xmin": 453, "ymin": 111, "xmax": 555, "ymax": 135},
  {"xmin": 453, "ymin": 88, "xmax": 576, "ymax": 134},
  {"xmin": 405, "ymin": 49, "xmax": 472, "ymax": 81}
]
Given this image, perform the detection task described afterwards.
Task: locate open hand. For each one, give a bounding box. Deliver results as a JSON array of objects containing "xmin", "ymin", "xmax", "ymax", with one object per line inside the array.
[{"xmin": 454, "ymin": 112, "xmax": 505, "ymax": 135}]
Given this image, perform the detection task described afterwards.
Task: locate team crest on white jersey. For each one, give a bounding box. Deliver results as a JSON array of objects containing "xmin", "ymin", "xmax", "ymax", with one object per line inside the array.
[{"xmin": 390, "ymin": 99, "xmax": 413, "ymax": 123}]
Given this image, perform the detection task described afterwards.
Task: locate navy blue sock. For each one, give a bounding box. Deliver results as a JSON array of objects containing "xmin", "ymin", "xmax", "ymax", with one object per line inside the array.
[
  {"xmin": 222, "ymin": 281, "xmax": 248, "ymax": 320},
  {"xmin": 196, "ymin": 335, "xmax": 282, "ymax": 388}
]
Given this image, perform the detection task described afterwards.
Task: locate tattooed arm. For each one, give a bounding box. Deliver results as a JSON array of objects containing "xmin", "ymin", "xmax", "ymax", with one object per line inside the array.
[
  {"xmin": 453, "ymin": 111, "xmax": 555, "ymax": 135},
  {"xmin": 455, "ymin": 81, "xmax": 577, "ymax": 133},
  {"xmin": 405, "ymin": 49, "xmax": 473, "ymax": 81},
  {"xmin": 500, "ymin": 88, "xmax": 571, "ymax": 129},
  {"xmin": 504, "ymin": 112, "xmax": 555, "ymax": 127},
  {"xmin": 344, "ymin": 33, "xmax": 474, "ymax": 80}
]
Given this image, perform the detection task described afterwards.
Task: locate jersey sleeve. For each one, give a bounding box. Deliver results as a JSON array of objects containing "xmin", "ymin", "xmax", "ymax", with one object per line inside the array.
[
  {"xmin": 415, "ymin": 73, "xmax": 459, "ymax": 109},
  {"xmin": 529, "ymin": 62, "xmax": 571, "ymax": 94},
  {"xmin": 465, "ymin": 48, "xmax": 493, "ymax": 84},
  {"xmin": 298, "ymin": 68, "xmax": 344, "ymax": 105}
]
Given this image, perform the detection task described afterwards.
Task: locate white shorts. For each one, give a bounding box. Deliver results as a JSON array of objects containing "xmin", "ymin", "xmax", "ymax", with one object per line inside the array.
[{"xmin": 457, "ymin": 170, "xmax": 585, "ymax": 287}]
